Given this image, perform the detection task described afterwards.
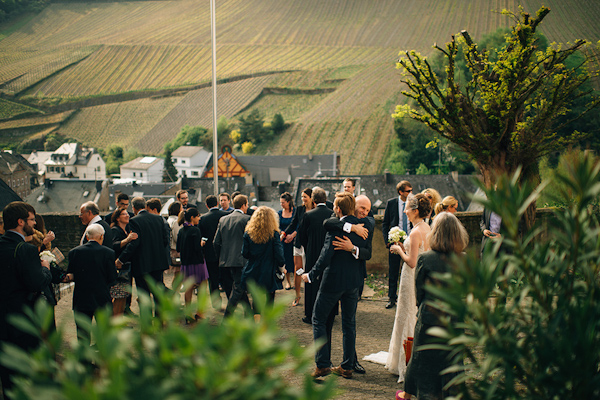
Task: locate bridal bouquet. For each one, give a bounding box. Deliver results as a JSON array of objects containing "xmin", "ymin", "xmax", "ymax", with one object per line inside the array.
[{"xmin": 388, "ymin": 226, "xmax": 407, "ymax": 244}]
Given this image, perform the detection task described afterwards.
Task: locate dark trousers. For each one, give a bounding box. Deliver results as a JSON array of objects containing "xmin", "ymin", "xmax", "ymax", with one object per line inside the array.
[
  {"xmin": 133, "ymin": 270, "xmax": 165, "ymax": 317},
  {"xmin": 313, "ymin": 287, "xmax": 359, "ymax": 370},
  {"xmin": 74, "ymin": 309, "xmax": 96, "ymax": 346},
  {"xmin": 388, "ymin": 253, "xmax": 402, "ymax": 302},
  {"xmin": 206, "ymin": 260, "xmax": 221, "ymax": 309},
  {"xmin": 220, "ymin": 267, "xmax": 234, "ymax": 300},
  {"xmin": 304, "ymin": 280, "xmax": 320, "ymax": 320},
  {"xmin": 223, "ymin": 267, "xmax": 250, "ymax": 317}
]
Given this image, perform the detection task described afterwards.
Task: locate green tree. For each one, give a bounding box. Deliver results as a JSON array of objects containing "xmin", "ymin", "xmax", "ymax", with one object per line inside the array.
[
  {"xmin": 394, "ymin": 6, "xmax": 599, "ymax": 226},
  {"xmin": 162, "ymin": 147, "xmax": 178, "ymax": 182},
  {"xmin": 271, "ymin": 113, "xmax": 285, "ymax": 134},
  {"xmin": 123, "ymin": 147, "xmax": 141, "ymax": 162},
  {"xmin": 431, "ymin": 154, "xmax": 600, "ymax": 399},
  {"xmin": 103, "ymin": 144, "xmax": 124, "ymax": 175},
  {"xmin": 238, "ymin": 109, "xmax": 267, "ymax": 144}
]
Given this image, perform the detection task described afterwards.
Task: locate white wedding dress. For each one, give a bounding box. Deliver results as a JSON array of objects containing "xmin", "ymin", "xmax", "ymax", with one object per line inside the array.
[{"xmin": 384, "ymin": 235, "xmax": 424, "ymax": 382}]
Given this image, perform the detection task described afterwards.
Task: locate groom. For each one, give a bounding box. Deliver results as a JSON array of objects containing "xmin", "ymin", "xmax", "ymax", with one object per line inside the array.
[{"xmin": 302, "ymin": 192, "xmax": 367, "ymax": 379}]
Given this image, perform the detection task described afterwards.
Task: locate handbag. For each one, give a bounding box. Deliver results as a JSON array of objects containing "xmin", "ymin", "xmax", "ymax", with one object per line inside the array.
[
  {"xmin": 403, "ymin": 337, "xmax": 414, "ymax": 365},
  {"xmin": 117, "ymin": 261, "xmax": 132, "ymax": 282}
]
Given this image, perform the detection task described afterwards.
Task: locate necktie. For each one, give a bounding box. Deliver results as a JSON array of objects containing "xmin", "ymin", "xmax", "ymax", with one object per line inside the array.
[{"xmin": 400, "ymin": 202, "xmax": 407, "ymax": 232}]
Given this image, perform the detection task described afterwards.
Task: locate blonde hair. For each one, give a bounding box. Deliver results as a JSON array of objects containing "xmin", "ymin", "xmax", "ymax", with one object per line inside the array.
[
  {"xmin": 422, "ymin": 188, "xmax": 442, "ymax": 209},
  {"xmin": 428, "ymin": 212, "xmax": 469, "ymax": 253},
  {"xmin": 245, "ymin": 206, "xmax": 279, "ymax": 244},
  {"xmin": 434, "ymin": 196, "xmax": 458, "ymax": 215}
]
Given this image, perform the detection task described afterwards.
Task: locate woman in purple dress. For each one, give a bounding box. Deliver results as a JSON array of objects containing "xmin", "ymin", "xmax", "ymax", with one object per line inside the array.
[{"xmin": 176, "ymin": 207, "xmax": 208, "ymax": 322}]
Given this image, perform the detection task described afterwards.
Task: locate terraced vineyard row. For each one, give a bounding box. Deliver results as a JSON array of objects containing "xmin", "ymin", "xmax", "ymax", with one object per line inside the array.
[
  {"xmin": 0, "ymin": 46, "xmax": 98, "ymax": 95},
  {"xmin": 0, "ymin": 98, "xmax": 42, "ymax": 120},
  {"xmin": 0, "ymin": 110, "xmax": 75, "ymax": 131},
  {"xmin": 272, "ymin": 63, "xmax": 403, "ymax": 174},
  {"xmin": 58, "ymin": 95, "xmax": 183, "ymax": 150},
  {"xmin": 134, "ymin": 75, "xmax": 275, "ymax": 154},
  {"xmin": 25, "ymin": 44, "xmax": 395, "ymax": 98}
]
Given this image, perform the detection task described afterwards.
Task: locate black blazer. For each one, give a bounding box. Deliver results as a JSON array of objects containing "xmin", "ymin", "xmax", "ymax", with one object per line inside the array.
[
  {"xmin": 177, "ymin": 225, "xmax": 205, "ymax": 265},
  {"xmin": 0, "ymin": 231, "xmax": 52, "ymax": 344},
  {"xmin": 199, "ymin": 208, "xmax": 229, "ymax": 263},
  {"xmin": 84, "ymin": 219, "xmax": 114, "ymax": 253},
  {"xmin": 415, "ymin": 250, "xmax": 452, "ymax": 325},
  {"xmin": 323, "ymin": 215, "xmax": 375, "ymax": 279},
  {"xmin": 308, "ymin": 215, "xmax": 367, "ymax": 292},
  {"xmin": 67, "ymin": 241, "xmax": 116, "ymax": 313},
  {"xmin": 382, "ymin": 197, "xmax": 410, "ymax": 246},
  {"xmin": 298, "ymin": 204, "xmax": 334, "ymax": 272},
  {"xmin": 118, "ymin": 210, "xmax": 169, "ymax": 276}
]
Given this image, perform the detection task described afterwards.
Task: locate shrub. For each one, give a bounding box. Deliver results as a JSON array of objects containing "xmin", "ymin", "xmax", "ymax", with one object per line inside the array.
[
  {"xmin": 429, "ymin": 155, "xmax": 600, "ymax": 399},
  {"xmin": 1, "ymin": 282, "xmax": 336, "ymax": 400}
]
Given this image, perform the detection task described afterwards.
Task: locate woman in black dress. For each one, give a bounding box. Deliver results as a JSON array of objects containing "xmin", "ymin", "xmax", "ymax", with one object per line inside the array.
[
  {"xmin": 398, "ymin": 212, "xmax": 469, "ymax": 400},
  {"xmin": 110, "ymin": 207, "xmax": 137, "ymax": 315},
  {"xmin": 281, "ymin": 187, "xmax": 314, "ymax": 306}
]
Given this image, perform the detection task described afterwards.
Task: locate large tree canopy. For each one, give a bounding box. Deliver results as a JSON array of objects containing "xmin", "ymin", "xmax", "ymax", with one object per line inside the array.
[{"xmin": 394, "ymin": 6, "xmax": 599, "ymax": 192}]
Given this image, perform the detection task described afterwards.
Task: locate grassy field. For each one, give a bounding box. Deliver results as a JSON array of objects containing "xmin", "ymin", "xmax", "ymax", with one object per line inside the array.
[
  {"xmin": 1, "ymin": 0, "xmax": 599, "ymax": 173},
  {"xmin": 0, "ymin": 98, "xmax": 42, "ymax": 119}
]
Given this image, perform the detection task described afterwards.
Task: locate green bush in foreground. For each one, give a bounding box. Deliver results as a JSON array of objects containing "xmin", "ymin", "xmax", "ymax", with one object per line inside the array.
[
  {"xmin": 1, "ymin": 282, "xmax": 335, "ymax": 400},
  {"xmin": 430, "ymin": 154, "xmax": 600, "ymax": 399}
]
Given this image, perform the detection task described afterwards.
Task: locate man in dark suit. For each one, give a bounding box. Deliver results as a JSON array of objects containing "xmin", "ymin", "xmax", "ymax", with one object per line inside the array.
[
  {"xmin": 323, "ymin": 194, "xmax": 374, "ymax": 374},
  {"xmin": 302, "ymin": 192, "xmax": 367, "ymax": 379},
  {"xmin": 104, "ymin": 193, "xmax": 133, "ymax": 223},
  {"xmin": 66, "ymin": 223, "xmax": 116, "ymax": 345},
  {"xmin": 116, "ymin": 197, "xmax": 169, "ymax": 302},
  {"xmin": 0, "ymin": 202, "xmax": 52, "ymax": 396},
  {"xmin": 199, "ymin": 195, "xmax": 228, "ymax": 310},
  {"xmin": 382, "ymin": 180, "xmax": 412, "ymax": 309},
  {"xmin": 297, "ymin": 187, "xmax": 333, "ymax": 324},
  {"xmin": 177, "ymin": 189, "xmax": 197, "ymax": 210},
  {"xmin": 213, "ymin": 194, "xmax": 251, "ymax": 316},
  {"xmin": 80, "ymin": 201, "xmax": 114, "ymax": 252}
]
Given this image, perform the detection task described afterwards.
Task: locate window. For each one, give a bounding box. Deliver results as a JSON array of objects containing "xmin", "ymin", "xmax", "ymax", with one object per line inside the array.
[
  {"xmin": 192, "ymin": 171, "xmax": 199, "ymax": 176},
  {"xmin": 133, "ymin": 172, "xmax": 136, "ymax": 177},
  {"xmin": 97, "ymin": 166, "xmax": 101, "ymax": 171},
  {"xmin": 140, "ymin": 173, "xmax": 143, "ymax": 178},
  {"xmin": 173, "ymin": 158, "xmax": 177, "ymax": 164},
  {"xmin": 182, "ymin": 159, "xmax": 186, "ymax": 164}
]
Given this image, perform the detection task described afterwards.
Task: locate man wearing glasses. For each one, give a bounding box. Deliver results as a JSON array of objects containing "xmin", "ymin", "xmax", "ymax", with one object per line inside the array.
[{"xmin": 382, "ymin": 180, "xmax": 412, "ymax": 309}]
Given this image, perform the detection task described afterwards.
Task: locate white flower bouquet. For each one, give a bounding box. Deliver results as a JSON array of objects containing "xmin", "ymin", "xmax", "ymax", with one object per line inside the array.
[
  {"xmin": 40, "ymin": 250, "xmax": 57, "ymax": 264},
  {"xmin": 388, "ymin": 226, "xmax": 407, "ymax": 244}
]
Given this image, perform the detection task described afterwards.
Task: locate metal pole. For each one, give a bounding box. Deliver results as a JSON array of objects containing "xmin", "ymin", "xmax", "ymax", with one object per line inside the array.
[{"xmin": 211, "ymin": 0, "xmax": 219, "ymax": 196}]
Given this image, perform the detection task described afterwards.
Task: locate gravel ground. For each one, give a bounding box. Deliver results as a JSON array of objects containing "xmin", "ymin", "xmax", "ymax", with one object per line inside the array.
[{"xmin": 51, "ymin": 271, "xmax": 402, "ymax": 400}]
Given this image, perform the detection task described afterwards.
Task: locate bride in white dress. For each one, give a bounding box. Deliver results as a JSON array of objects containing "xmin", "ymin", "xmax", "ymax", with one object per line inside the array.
[{"xmin": 385, "ymin": 194, "xmax": 432, "ymax": 382}]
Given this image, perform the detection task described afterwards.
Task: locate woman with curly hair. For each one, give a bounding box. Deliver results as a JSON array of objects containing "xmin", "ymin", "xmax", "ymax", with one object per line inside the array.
[{"xmin": 225, "ymin": 206, "xmax": 284, "ymax": 319}]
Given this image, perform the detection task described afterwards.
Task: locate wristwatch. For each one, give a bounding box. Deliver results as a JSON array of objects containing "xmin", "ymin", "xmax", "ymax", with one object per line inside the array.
[{"xmin": 351, "ymin": 246, "xmax": 358, "ymax": 257}]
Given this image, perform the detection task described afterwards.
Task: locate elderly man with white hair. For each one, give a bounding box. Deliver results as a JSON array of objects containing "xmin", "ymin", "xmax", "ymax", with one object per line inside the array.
[{"xmin": 66, "ymin": 223, "xmax": 117, "ymax": 345}]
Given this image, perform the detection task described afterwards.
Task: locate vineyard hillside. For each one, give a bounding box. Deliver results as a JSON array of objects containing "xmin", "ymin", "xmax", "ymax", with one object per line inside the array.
[{"xmin": 1, "ymin": 0, "xmax": 599, "ymax": 174}]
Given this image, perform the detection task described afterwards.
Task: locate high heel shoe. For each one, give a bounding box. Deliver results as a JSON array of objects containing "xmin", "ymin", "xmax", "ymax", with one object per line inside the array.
[{"xmin": 292, "ymin": 297, "xmax": 301, "ymax": 307}]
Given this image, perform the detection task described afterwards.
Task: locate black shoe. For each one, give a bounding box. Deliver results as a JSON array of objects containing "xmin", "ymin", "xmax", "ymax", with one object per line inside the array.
[
  {"xmin": 385, "ymin": 301, "xmax": 396, "ymax": 309},
  {"xmin": 353, "ymin": 361, "xmax": 366, "ymax": 374},
  {"xmin": 302, "ymin": 317, "xmax": 312, "ymax": 325}
]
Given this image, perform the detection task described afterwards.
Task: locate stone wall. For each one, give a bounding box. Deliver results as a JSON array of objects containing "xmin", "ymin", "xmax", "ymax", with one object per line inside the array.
[{"xmin": 41, "ymin": 209, "xmax": 556, "ymax": 271}]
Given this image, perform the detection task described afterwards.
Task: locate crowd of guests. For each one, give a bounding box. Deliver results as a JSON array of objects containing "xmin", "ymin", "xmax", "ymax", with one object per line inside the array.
[{"xmin": 0, "ymin": 178, "xmax": 491, "ymax": 399}]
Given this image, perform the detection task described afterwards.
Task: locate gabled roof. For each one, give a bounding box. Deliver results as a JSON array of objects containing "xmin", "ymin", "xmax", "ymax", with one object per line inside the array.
[
  {"xmin": 0, "ymin": 151, "xmax": 36, "ymax": 175},
  {"xmin": 120, "ymin": 156, "xmax": 163, "ymax": 170},
  {"xmin": 24, "ymin": 180, "xmax": 104, "ymax": 213},
  {"xmin": 0, "ymin": 179, "xmax": 23, "ymax": 210},
  {"xmin": 204, "ymin": 146, "xmax": 249, "ymax": 178},
  {"xmin": 236, "ymin": 153, "xmax": 337, "ymax": 185},
  {"xmin": 172, "ymin": 146, "xmax": 210, "ymax": 158}
]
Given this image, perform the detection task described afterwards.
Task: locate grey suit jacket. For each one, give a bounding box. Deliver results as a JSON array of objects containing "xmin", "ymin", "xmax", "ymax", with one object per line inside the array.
[{"xmin": 213, "ymin": 210, "xmax": 251, "ymax": 268}]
